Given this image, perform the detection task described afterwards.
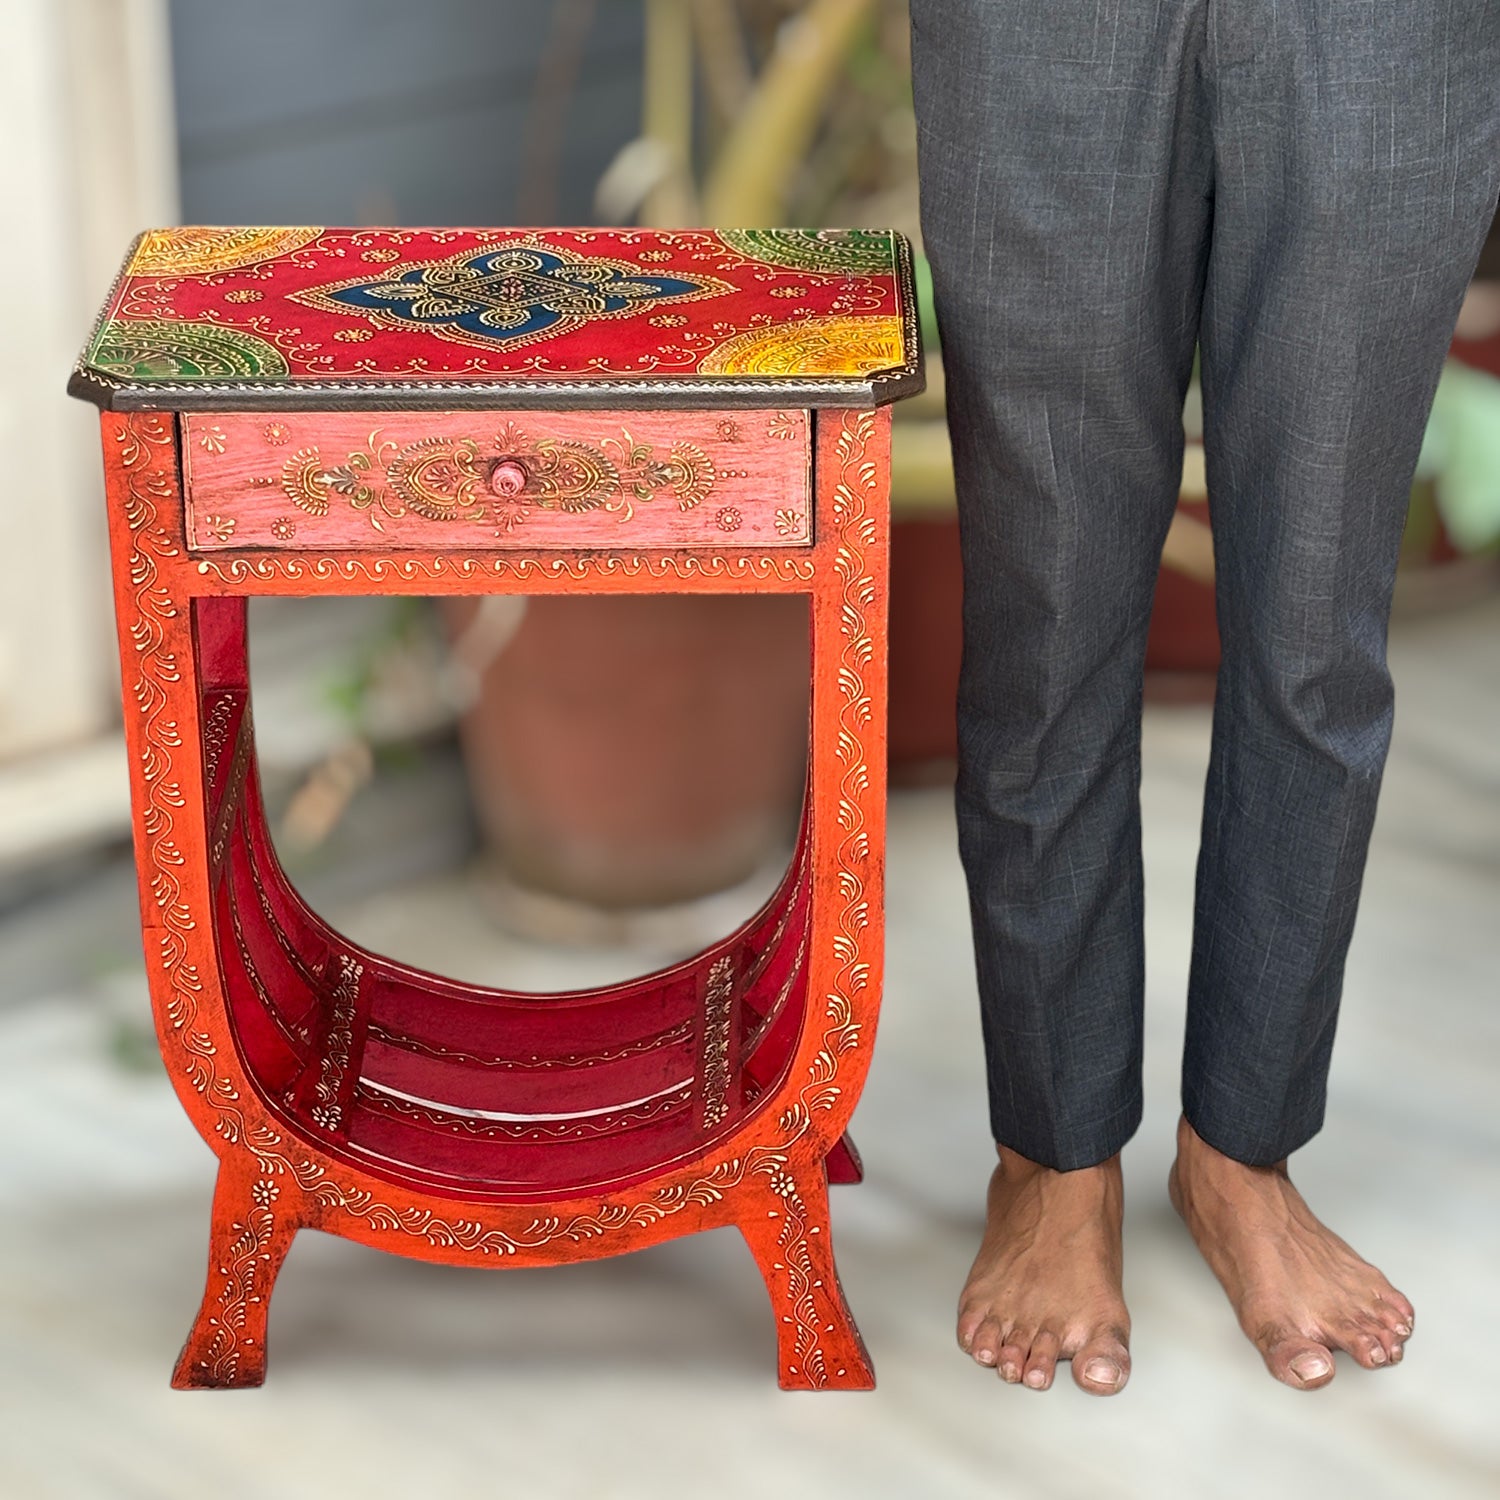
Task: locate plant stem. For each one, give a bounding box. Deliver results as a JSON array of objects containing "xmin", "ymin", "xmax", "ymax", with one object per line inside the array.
[
  {"xmin": 642, "ymin": 0, "xmax": 700, "ymax": 225},
  {"xmin": 702, "ymin": 0, "xmax": 877, "ymax": 225}
]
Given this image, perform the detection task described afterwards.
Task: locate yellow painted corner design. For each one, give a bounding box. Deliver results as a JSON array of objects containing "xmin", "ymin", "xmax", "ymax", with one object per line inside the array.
[{"xmin": 700, "ymin": 315, "xmax": 906, "ymax": 378}]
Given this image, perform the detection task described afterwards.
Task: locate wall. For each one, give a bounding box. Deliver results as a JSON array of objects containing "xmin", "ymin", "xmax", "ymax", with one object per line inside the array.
[
  {"xmin": 169, "ymin": 0, "xmax": 644, "ymax": 225},
  {"xmin": 0, "ymin": 0, "xmax": 177, "ymax": 769}
]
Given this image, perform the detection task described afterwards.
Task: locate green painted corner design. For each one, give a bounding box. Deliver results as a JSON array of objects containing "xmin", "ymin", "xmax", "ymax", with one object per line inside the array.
[
  {"xmin": 718, "ymin": 228, "xmax": 897, "ymax": 277},
  {"xmin": 90, "ymin": 319, "xmax": 290, "ymax": 382}
]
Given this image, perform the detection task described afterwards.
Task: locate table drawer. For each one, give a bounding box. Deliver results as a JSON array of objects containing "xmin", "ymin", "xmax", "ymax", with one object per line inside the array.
[{"xmin": 182, "ymin": 409, "xmax": 811, "ymax": 552}]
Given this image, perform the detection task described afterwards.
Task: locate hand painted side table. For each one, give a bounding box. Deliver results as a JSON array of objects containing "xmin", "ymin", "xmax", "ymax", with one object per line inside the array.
[{"xmin": 70, "ymin": 226, "xmax": 922, "ymax": 1391}]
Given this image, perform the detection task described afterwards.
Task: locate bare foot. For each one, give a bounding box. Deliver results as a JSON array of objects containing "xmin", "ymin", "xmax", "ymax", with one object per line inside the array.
[
  {"xmin": 956, "ymin": 1144, "xmax": 1131, "ymax": 1395},
  {"xmin": 1169, "ymin": 1113, "xmax": 1414, "ymax": 1389}
]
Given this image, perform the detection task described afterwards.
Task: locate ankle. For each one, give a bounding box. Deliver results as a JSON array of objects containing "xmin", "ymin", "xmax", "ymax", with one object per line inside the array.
[
  {"xmin": 1175, "ymin": 1115, "xmax": 1288, "ymax": 1181},
  {"xmin": 996, "ymin": 1145, "xmax": 1120, "ymax": 1187},
  {"xmin": 994, "ymin": 1140, "xmax": 1050, "ymax": 1176}
]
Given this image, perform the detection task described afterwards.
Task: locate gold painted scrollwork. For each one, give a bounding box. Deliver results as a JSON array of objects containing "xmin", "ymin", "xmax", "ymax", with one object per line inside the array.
[
  {"xmin": 526, "ymin": 438, "xmax": 623, "ymax": 513},
  {"xmin": 701, "ymin": 316, "xmax": 904, "ymax": 378},
  {"xmin": 387, "ymin": 436, "xmax": 489, "ymax": 520},
  {"xmin": 280, "ymin": 448, "xmax": 332, "ymax": 516},
  {"xmin": 129, "ymin": 226, "xmax": 323, "ymax": 277},
  {"xmin": 251, "ymin": 422, "xmax": 723, "ymax": 536}
]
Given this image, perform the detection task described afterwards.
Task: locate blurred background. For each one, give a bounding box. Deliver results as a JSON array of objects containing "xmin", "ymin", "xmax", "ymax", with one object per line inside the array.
[{"xmin": 1, "ymin": 3, "xmax": 1497, "ymax": 1497}]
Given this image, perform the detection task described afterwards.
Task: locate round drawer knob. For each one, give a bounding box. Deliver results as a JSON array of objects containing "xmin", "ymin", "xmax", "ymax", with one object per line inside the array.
[{"xmin": 489, "ymin": 459, "xmax": 528, "ymax": 497}]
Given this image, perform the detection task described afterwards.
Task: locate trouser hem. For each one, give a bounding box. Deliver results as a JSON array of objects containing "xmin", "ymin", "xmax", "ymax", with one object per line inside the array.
[
  {"xmin": 1179, "ymin": 1087, "xmax": 1325, "ymax": 1168},
  {"xmin": 990, "ymin": 1092, "xmax": 1143, "ymax": 1172}
]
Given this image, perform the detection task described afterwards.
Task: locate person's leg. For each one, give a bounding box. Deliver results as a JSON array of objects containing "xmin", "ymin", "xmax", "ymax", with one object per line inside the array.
[
  {"xmin": 910, "ymin": 0, "xmax": 1213, "ymax": 1391},
  {"xmin": 1173, "ymin": 0, "xmax": 1499, "ymax": 1387}
]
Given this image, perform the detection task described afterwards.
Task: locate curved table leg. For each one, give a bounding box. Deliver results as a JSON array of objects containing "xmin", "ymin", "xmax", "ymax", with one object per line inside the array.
[
  {"xmin": 737, "ymin": 1158, "xmax": 874, "ymax": 1390},
  {"xmin": 171, "ymin": 1156, "xmax": 301, "ymax": 1390}
]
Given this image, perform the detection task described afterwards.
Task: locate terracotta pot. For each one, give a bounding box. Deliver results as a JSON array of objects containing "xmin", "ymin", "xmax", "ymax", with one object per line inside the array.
[
  {"xmin": 888, "ymin": 517, "xmax": 963, "ymax": 776},
  {"xmin": 445, "ymin": 593, "xmax": 809, "ymax": 910},
  {"xmin": 1144, "ymin": 493, "xmax": 1221, "ymax": 699},
  {"xmin": 1452, "ymin": 324, "xmax": 1500, "ymax": 378}
]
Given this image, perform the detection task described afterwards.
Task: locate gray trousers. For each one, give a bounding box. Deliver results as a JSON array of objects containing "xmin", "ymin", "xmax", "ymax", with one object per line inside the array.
[{"xmin": 909, "ymin": 0, "xmax": 1499, "ymax": 1169}]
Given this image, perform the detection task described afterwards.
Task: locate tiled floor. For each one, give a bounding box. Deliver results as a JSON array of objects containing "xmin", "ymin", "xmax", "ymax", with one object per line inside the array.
[{"xmin": 1, "ymin": 599, "xmax": 1496, "ymax": 1500}]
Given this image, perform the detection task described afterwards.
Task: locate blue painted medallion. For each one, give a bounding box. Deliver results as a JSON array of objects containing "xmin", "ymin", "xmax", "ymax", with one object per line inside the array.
[{"xmin": 296, "ymin": 244, "xmax": 721, "ymax": 350}]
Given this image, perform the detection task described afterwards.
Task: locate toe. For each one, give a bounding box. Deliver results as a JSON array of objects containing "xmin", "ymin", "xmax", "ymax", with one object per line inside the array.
[
  {"xmin": 965, "ymin": 1316, "xmax": 1003, "ymax": 1368},
  {"xmin": 1022, "ymin": 1330, "xmax": 1060, "ymax": 1390},
  {"xmin": 1369, "ymin": 1319, "xmax": 1404, "ymax": 1365},
  {"xmin": 1372, "ymin": 1301, "xmax": 1410, "ymax": 1339},
  {"xmin": 1376, "ymin": 1288, "xmax": 1414, "ymax": 1339},
  {"xmin": 1264, "ymin": 1336, "xmax": 1335, "ymax": 1390},
  {"xmin": 1073, "ymin": 1325, "xmax": 1131, "ymax": 1396},
  {"xmin": 1341, "ymin": 1324, "xmax": 1392, "ymax": 1370},
  {"xmin": 997, "ymin": 1337, "xmax": 1029, "ymax": 1384},
  {"xmin": 956, "ymin": 1294, "xmax": 992, "ymax": 1353},
  {"xmin": 956, "ymin": 1307, "xmax": 982, "ymax": 1353}
]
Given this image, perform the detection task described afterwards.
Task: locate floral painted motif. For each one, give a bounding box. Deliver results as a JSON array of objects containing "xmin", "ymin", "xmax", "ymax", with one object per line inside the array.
[
  {"xmin": 128, "ymin": 226, "xmax": 321, "ymax": 276},
  {"xmin": 183, "ymin": 408, "xmax": 813, "ymax": 550},
  {"xmin": 267, "ymin": 424, "xmax": 718, "ymax": 536},
  {"xmin": 701, "ymin": 316, "xmax": 905, "ymax": 378},
  {"xmin": 91, "ymin": 320, "xmax": 289, "ymax": 381},
  {"xmin": 716, "ymin": 227, "xmax": 897, "ymax": 275}
]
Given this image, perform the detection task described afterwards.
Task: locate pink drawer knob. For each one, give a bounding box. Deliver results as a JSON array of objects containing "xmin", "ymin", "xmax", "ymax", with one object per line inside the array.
[{"xmin": 489, "ymin": 459, "xmax": 528, "ymax": 497}]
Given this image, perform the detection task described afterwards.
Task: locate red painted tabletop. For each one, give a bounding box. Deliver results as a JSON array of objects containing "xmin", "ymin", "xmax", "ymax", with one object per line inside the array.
[{"xmin": 70, "ymin": 226, "xmax": 921, "ymax": 412}]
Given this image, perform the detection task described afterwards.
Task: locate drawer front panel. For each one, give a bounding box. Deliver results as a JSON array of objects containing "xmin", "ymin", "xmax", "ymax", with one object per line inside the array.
[{"xmin": 182, "ymin": 409, "xmax": 811, "ymax": 552}]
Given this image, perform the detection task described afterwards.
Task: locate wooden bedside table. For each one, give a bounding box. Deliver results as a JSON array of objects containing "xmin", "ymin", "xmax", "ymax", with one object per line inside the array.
[{"xmin": 69, "ymin": 226, "xmax": 923, "ymax": 1391}]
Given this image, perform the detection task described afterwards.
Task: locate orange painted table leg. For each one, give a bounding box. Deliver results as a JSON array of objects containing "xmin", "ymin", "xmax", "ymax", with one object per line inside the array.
[{"xmin": 74, "ymin": 225, "xmax": 922, "ymax": 1391}]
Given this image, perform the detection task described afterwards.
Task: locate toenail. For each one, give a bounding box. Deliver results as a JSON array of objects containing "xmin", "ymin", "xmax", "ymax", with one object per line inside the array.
[
  {"xmin": 975, "ymin": 1348, "xmax": 996, "ymax": 1366},
  {"xmin": 1290, "ymin": 1352, "xmax": 1330, "ymax": 1383},
  {"xmin": 1000, "ymin": 1363, "xmax": 1021, "ymax": 1382},
  {"xmin": 1370, "ymin": 1346, "xmax": 1387, "ymax": 1364},
  {"xmin": 1395, "ymin": 1323, "xmax": 1412, "ymax": 1338},
  {"xmin": 1084, "ymin": 1358, "xmax": 1121, "ymax": 1385},
  {"xmin": 1025, "ymin": 1369, "xmax": 1047, "ymax": 1388}
]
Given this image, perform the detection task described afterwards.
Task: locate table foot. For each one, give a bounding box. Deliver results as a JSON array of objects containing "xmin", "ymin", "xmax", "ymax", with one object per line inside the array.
[
  {"xmin": 171, "ymin": 1157, "xmax": 299, "ymax": 1390},
  {"xmin": 738, "ymin": 1157, "xmax": 875, "ymax": 1390},
  {"xmin": 826, "ymin": 1132, "xmax": 864, "ymax": 1184}
]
